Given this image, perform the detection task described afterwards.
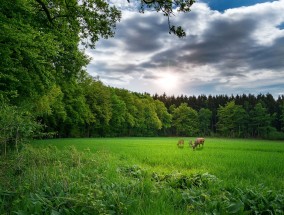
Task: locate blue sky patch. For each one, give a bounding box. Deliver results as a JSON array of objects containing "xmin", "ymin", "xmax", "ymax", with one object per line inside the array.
[
  {"xmin": 277, "ymin": 22, "xmax": 284, "ymax": 30},
  {"xmin": 200, "ymin": 0, "xmax": 274, "ymax": 12}
]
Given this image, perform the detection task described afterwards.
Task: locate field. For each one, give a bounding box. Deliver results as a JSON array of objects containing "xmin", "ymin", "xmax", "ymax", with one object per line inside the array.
[{"xmin": 1, "ymin": 138, "xmax": 284, "ymax": 214}]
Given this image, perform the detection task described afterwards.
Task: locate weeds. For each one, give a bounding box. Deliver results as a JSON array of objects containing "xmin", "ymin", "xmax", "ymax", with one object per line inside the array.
[{"xmin": 151, "ymin": 172, "xmax": 218, "ymax": 189}]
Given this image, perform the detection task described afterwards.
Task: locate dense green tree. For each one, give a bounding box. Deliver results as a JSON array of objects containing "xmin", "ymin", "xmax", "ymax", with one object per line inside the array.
[
  {"xmin": 81, "ymin": 77, "xmax": 112, "ymax": 137},
  {"xmin": 0, "ymin": 101, "xmax": 41, "ymax": 155},
  {"xmin": 1, "ymin": 2, "xmax": 118, "ymax": 93},
  {"xmin": 0, "ymin": 0, "xmax": 58, "ymax": 104},
  {"xmin": 217, "ymin": 101, "xmax": 248, "ymax": 137},
  {"xmin": 172, "ymin": 103, "xmax": 199, "ymax": 136},
  {"xmin": 198, "ymin": 108, "xmax": 212, "ymax": 136},
  {"xmin": 155, "ymin": 93, "xmax": 284, "ymax": 139},
  {"xmin": 249, "ymin": 102, "xmax": 274, "ymax": 138},
  {"xmin": 113, "ymin": 88, "xmax": 137, "ymax": 136},
  {"xmin": 61, "ymin": 82, "xmax": 94, "ymax": 137},
  {"xmin": 109, "ymin": 92, "xmax": 127, "ymax": 136},
  {"xmin": 140, "ymin": 98, "xmax": 162, "ymax": 136},
  {"xmin": 280, "ymin": 103, "xmax": 284, "ymax": 132},
  {"xmin": 0, "ymin": 0, "xmax": 121, "ymax": 135},
  {"xmin": 154, "ymin": 100, "xmax": 172, "ymax": 134},
  {"xmin": 37, "ymin": 85, "xmax": 67, "ymax": 136},
  {"xmin": 276, "ymin": 96, "xmax": 284, "ymax": 132}
]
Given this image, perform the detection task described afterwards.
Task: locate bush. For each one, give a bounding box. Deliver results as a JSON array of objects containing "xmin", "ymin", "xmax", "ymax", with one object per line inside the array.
[
  {"xmin": 267, "ymin": 130, "xmax": 284, "ymax": 140},
  {"xmin": 0, "ymin": 102, "xmax": 42, "ymax": 155}
]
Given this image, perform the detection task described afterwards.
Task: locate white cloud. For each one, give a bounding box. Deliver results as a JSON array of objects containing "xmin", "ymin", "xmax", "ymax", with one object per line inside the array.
[
  {"xmin": 223, "ymin": 0, "xmax": 284, "ymax": 46},
  {"xmin": 87, "ymin": 0, "xmax": 284, "ymax": 97},
  {"xmin": 107, "ymin": 0, "xmax": 140, "ymax": 11}
]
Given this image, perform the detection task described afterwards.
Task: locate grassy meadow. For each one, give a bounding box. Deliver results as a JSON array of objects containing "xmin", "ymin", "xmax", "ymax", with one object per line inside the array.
[{"xmin": 1, "ymin": 137, "xmax": 284, "ymax": 214}]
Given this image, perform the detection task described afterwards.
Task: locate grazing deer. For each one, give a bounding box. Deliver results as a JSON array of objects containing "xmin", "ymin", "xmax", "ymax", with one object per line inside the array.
[
  {"xmin": 189, "ymin": 138, "xmax": 205, "ymax": 150},
  {"xmin": 177, "ymin": 139, "xmax": 185, "ymax": 148}
]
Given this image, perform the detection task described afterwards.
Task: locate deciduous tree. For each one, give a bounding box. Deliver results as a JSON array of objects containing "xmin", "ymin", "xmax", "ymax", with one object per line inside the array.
[
  {"xmin": 198, "ymin": 108, "xmax": 212, "ymax": 136},
  {"xmin": 217, "ymin": 101, "xmax": 248, "ymax": 137},
  {"xmin": 249, "ymin": 102, "xmax": 274, "ymax": 138},
  {"xmin": 172, "ymin": 103, "xmax": 199, "ymax": 136}
]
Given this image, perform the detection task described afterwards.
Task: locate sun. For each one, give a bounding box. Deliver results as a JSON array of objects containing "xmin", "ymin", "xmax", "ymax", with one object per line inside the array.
[{"xmin": 156, "ymin": 72, "xmax": 179, "ymax": 92}]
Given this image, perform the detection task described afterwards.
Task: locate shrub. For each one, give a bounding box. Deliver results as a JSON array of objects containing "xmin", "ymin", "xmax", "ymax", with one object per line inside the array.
[{"xmin": 0, "ymin": 102, "xmax": 42, "ymax": 155}]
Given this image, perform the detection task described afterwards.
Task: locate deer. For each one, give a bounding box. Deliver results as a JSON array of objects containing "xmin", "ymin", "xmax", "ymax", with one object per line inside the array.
[
  {"xmin": 177, "ymin": 139, "xmax": 185, "ymax": 148},
  {"xmin": 189, "ymin": 138, "xmax": 205, "ymax": 150}
]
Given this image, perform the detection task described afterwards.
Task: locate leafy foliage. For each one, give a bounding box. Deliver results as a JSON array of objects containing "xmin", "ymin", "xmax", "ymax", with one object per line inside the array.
[
  {"xmin": 0, "ymin": 102, "xmax": 41, "ymax": 155},
  {"xmin": 154, "ymin": 93, "xmax": 284, "ymax": 139},
  {"xmin": 217, "ymin": 101, "xmax": 248, "ymax": 137},
  {"xmin": 198, "ymin": 108, "xmax": 212, "ymax": 136},
  {"xmin": 172, "ymin": 103, "xmax": 199, "ymax": 136},
  {"xmin": 139, "ymin": 0, "xmax": 195, "ymax": 37},
  {"xmin": 250, "ymin": 102, "xmax": 275, "ymax": 138}
]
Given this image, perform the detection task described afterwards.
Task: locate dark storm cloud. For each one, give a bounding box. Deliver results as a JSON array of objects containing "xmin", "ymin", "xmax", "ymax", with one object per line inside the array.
[
  {"xmin": 99, "ymin": 13, "xmax": 167, "ymax": 53},
  {"xmin": 121, "ymin": 8, "xmax": 282, "ymax": 74},
  {"xmin": 145, "ymin": 9, "xmax": 284, "ymax": 78},
  {"xmin": 184, "ymin": 19, "xmax": 257, "ymax": 63},
  {"xmin": 248, "ymin": 37, "xmax": 284, "ymax": 70},
  {"xmin": 150, "ymin": 49, "xmax": 180, "ymax": 66},
  {"xmin": 172, "ymin": 18, "xmax": 261, "ymax": 77},
  {"xmin": 89, "ymin": 62, "xmax": 145, "ymax": 75}
]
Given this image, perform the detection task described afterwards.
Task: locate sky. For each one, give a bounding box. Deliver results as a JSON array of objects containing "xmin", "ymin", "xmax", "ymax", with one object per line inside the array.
[{"xmin": 86, "ymin": 0, "xmax": 284, "ymax": 98}]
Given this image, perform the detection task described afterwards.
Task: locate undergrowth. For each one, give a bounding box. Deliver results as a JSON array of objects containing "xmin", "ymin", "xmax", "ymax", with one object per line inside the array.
[{"xmin": 0, "ymin": 145, "xmax": 283, "ymax": 214}]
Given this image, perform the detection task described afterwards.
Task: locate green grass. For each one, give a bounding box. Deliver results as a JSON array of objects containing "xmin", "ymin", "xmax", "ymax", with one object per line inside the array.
[
  {"xmin": 1, "ymin": 137, "xmax": 284, "ymax": 214},
  {"xmin": 32, "ymin": 137, "xmax": 284, "ymax": 189}
]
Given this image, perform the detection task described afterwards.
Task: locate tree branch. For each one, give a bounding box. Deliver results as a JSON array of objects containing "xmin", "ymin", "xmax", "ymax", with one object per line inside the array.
[
  {"xmin": 35, "ymin": 0, "xmax": 54, "ymax": 25},
  {"xmin": 142, "ymin": 0, "xmax": 155, "ymax": 3}
]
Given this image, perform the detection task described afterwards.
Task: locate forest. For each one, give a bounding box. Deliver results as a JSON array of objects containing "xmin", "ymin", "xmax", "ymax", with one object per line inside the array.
[{"xmin": 1, "ymin": 0, "xmax": 284, "ymax": 155}]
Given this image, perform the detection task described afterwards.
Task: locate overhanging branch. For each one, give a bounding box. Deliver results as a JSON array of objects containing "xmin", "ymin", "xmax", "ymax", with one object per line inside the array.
[{"xmin": 35, "ymin": 0, "xmax": 54, "ymax": 25}]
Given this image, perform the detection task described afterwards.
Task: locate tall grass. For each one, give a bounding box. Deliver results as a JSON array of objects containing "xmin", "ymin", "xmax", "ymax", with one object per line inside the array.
[{"xmin": 1, "ymin": 138, "xmax": 283, "ymax": 214}]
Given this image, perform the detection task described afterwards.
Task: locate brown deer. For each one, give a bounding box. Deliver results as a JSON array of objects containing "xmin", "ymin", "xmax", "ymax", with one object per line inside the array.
[
  {"xmin": 189, "ymin": 138, "xmax": 205, "ymax": 150},
  {"xmin": 177, "ymin": 139, "xmax": 185, "ymax": 148}
]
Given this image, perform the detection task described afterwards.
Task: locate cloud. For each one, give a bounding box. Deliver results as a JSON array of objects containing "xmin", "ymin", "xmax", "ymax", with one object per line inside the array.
[
  {"xmin": 249, "ymin": 37, "xmax": 284, "ymax": 70},
  {"xmin": 114, "ymin": 14, "xmax": 166, "ymax": 53},
  {"xmin": 86, "ymin": 0, "xmax": 284, "ymax": 97}
]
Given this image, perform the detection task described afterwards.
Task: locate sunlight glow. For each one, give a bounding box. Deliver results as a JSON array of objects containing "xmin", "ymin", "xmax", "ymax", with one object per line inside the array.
[{"xmin": 156, "ymin": 72, "xmax": 179, "ymax": 93}]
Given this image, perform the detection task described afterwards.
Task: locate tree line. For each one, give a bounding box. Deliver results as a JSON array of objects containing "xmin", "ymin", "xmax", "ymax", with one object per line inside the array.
[
  {"xmin": 153, "ymin": 93, "xmax": 284, "ymax": 139},
  {"xmin": 2, "ymin": 74, "xmax": 284, "ymax": 146}
]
